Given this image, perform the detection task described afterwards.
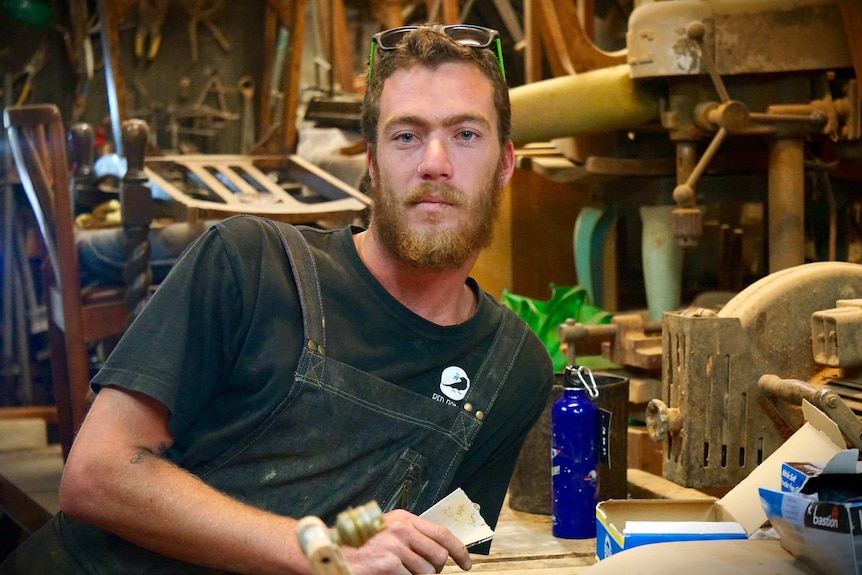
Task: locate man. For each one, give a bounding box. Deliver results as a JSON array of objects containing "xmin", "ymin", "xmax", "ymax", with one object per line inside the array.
[{"xmin": 1, "ymin": 25, "xmax": 553, "ymax": 574}]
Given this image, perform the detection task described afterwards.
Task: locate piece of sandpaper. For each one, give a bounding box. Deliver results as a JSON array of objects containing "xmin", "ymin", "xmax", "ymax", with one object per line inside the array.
[{"xmin": 420, "ymin": 488, "xmax": 495, "ymax": 548}]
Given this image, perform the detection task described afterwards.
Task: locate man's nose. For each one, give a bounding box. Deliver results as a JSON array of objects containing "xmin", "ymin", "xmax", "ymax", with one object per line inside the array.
[{"xmin": 419, "ymin": 139, "xmax": 452, "ymax": 180}]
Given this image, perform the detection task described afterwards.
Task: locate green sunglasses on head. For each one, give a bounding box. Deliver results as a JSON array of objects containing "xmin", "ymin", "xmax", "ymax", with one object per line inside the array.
[{"xmin": 368, "ymin": 24, "xmax": 506, "ymax": 80}]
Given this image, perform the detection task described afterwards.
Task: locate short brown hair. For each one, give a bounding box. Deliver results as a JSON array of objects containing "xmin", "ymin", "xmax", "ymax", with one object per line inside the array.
[{"xmin": 361, "ymin": 26, "xmax": 511, "ymax": 151}]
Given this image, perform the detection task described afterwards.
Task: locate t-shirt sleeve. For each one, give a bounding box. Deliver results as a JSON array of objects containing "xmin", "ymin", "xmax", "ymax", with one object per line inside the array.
[{"xmin": 89, "ymin": 217, "xmax": 265, "ymax": 429}]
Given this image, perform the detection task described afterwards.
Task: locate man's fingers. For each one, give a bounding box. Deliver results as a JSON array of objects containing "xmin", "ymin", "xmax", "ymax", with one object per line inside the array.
[
  {"xmin": 411, "ymin": 517, "xmax": 471, "ymax": 571},
  {"xmin": 348, "ymin": 511, "xmax": 473, "ymax": 574},
  {"xmin": 399, "ymin": 550, "xmax": 438, "ymax": 574}
]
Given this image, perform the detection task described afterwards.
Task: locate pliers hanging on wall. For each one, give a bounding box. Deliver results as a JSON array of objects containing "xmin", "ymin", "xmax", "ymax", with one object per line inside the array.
[
  {"xmin": 14, "ymin": 42, "xmax": 48, "ymax": 105},
  {"xmin": 135, "ymin": 0, "xmax": 170, "ymax": 61}
]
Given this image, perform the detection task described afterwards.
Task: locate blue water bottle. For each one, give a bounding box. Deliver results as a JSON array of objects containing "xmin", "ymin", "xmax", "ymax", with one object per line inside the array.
[{"xmin": 551, "ymin": 365, "xmax": 600, "ymax": 539}]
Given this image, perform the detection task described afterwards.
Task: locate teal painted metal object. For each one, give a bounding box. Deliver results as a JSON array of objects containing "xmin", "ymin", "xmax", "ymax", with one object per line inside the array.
[
  {"xmin": 640, "ymin": 205, "xmax": 683, "ymax": 320},
  {"xmin": 573, "ymin": 205, "xmax": 618, "ymax": 310}
]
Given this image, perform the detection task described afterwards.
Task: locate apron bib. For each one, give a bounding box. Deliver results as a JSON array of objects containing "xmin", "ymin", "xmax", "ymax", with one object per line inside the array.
[{"xmin": 194, "ymin": 222, "xmax": 529, "ymax": 522}]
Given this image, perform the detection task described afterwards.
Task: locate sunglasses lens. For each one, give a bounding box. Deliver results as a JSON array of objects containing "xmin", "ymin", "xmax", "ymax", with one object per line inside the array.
[
  {"xmin": 377, "ymin": 27, "xmax": 415, "ymax": 50},
  {"xmin": 445, "ymin": 26, "xmax": 494, "ymax": 48}
]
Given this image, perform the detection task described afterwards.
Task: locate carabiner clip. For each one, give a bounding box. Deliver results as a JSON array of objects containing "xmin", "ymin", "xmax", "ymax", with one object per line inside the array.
[{"xmin": 575, "ymin": 365, "xmax": 600, "ymax": 399}]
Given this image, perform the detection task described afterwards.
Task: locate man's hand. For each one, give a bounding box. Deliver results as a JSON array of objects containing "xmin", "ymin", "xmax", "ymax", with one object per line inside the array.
[{"xmin": 341, "ymin": 509, "xmax": 472, "ymax": 574}]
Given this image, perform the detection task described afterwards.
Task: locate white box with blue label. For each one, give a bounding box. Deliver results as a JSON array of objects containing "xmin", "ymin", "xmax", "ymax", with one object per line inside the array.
[
  {"xmin": 760, "ymin": 448, "xmax": 862, "ymax": 575},
  {"xmin": 596, "ymin": 402, "xmax": 846, "ymax": 561}
]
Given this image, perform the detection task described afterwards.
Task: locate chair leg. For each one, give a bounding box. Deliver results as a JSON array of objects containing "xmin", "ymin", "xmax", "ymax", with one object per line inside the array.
[
  {"xmin": 11, "ymin": 262, "xmax": 33, "ymax": 404},
  {"xmin": 47, "ymin": 313, "xmax": 94, "ymax": 459},
  {"xmin": 64, "ymin": 332, "xmax": 93, "ymax": 458},
  {"xmin": 47, "ymin": 320, "xmax": 74, "ymax": 459}
]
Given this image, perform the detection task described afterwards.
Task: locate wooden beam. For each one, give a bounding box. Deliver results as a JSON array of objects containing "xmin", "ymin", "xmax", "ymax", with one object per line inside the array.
[
  {"xmin": 331, "ymin": 0, "xmax": 358, "ymax": 93},
  {"xmin": 839, "ymin": 0, "xmax": 862, "ymax": 84},
  {"xmin": 260, "ymin": 0, "xmax": 308, "ymax": 154},
  {"xmin": 441, "ymin": 0, "xmax": 458, "ymax": 24},
  {"xmin": 0, "ymin": 446, "xmax": 62, "ymax": 535},
  {"xmin": 523, "ymin": 0, "xmax": 627, "ymax": 84},
  {"xmin": 380, "ymin": 0, "xmax": 404, "ymax": 28}
]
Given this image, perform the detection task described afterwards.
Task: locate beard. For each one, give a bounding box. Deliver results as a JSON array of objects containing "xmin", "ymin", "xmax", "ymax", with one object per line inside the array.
[{"xmin": 368, "ymin": 160, "xmax": 505, "ymax": 270}]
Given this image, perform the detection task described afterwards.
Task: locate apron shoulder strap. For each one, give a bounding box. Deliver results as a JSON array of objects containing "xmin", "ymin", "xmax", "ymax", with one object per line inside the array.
[{"xmin": 266, "ymin": 221, "xmax": 327, "ymax": 351}]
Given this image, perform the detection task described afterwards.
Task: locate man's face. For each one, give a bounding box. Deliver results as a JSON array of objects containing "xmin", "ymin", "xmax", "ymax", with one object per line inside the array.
[{"xmin": 367, "ymin": 62, "xmax": 515, "ymax": 270}]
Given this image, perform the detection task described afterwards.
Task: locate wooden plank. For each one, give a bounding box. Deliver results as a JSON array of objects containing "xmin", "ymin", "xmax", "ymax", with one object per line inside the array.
[
  {"xmin": 839, "ymin": 0, "xmax": 862, "ymax": 85},
  {"xmin": 331, "ymin": 0, "xmax": 357, "ymax": 93},
  {"xmin": 0, "ymin": 445, "xmax": 62, "ymax": 534},
  {"xmin": 444, "ymin": 560, "xmax": 593, "ymax": 573},
  {"xmin": 627, "ymin": 468, "xmax": 716, "ymax": 501},
  {"xmin": 441, "ymin": 496, "xmax": 597, "ymax": 573},
  {"xmin": 627, "ymin": 427, "xmax": 663, "ymax": 477},
  {"xmin": 442, "ymin": 0, "xmax": 459, "ymax": 24},
  {"xmin": 519, "ymin": 156, "xmax": 587, "ymax": 183},
  {"xmin": 523, "ymin": 0, "xmax": 543, "ymax": 83},
  {"xmin": 0, "ymin": 406, "xmax": 57, "ymax": 424},
  {"xmin": 0, "ymin": 420, "xmax": 47, "ymax": 452}
]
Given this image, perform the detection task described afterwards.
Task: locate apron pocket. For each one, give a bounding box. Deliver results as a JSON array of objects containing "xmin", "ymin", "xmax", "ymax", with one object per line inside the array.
[{"xmin": 375, "ymin": 448, "xmax": 428, "ymax": 513}]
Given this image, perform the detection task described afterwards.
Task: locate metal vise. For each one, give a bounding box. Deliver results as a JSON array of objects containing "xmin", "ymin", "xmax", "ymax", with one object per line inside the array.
[{"xmin": 647, "ymin": 262, "xmax": 862, "ymax": 489}]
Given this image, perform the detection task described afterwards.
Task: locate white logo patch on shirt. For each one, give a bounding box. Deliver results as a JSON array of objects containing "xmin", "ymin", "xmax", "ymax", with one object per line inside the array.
[{"xmin": 439, "ymin": 366, "xmax": 470, "ymax": 402}]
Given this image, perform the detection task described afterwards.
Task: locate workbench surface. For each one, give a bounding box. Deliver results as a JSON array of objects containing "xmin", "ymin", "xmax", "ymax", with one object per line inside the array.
[{"xmin": 441, "ymin": 501, "xmax": 597, "ymax": 573}]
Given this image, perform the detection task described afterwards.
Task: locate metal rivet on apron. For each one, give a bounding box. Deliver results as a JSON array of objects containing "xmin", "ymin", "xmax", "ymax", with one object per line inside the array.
[
  {"xmin": 306, "ymin": 340, "xmax": 325, "ymax": 354},
  {"xmin": 463, "ymin": 403, "xmax": 473, "ymax": 412},
  {"xmin": 476, "ymin": 411, "xmax": 485, "ymax": 420}
]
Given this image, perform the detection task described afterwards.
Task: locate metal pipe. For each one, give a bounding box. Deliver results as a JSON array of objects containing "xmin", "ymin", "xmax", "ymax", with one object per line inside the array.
[
  {"xmin": 676, "ymin": 141, "xmax": 697, "ymax": 186},
  {"xmin": 509, "ymin": 64, "xmax": 661, "ymax": 147},
  {"xmin": 641, "ymin": 205, "xmax": 683, "ymax": 320},
  {"xmin": 767, "ymin": 137, "xmax": 805, "ymax": 273}
]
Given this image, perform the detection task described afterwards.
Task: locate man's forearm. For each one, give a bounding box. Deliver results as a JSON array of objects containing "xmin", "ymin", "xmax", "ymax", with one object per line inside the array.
[{"xmin": 60, "ymin": 387, "xmax": 313, "ymax": 575}]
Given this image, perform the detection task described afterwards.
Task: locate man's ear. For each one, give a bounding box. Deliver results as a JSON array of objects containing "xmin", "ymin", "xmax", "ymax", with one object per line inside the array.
[
  {"xmin": 366, "ymin": 145, "xmax": 377, "ymax": 186},
  {"xmin": 498, "ymin": 141, "xmax": 516, "ymax": 189}
]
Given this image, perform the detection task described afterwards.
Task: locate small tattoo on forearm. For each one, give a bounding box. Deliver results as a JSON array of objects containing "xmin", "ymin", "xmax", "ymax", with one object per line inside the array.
[{"xmin": 130, "ymin": 442, "xmax": 169, "ymax": 464}]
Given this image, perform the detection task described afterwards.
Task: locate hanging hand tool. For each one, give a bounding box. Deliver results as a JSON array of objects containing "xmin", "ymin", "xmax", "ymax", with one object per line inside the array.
[
  {"xmin": 67, "ymin": 0, "xmax": 96, "ymax": 121},
  {"xmin": 181, "ymin": 0, "xmax": 231, "ymax": 63},
  {"xmin": 192, "ymin": 68, "xmax": 238, "ymax": 120},
  {"xmin": 238, "ymin": 76, "xmax": 255, "ymax": 154},
  {"xmin": 135, "ymin": 0, "xmax": 170, "ymax": 61},
  {"xmin": 68, "ymin": 0, "xmax": 95, "ymax": 80},
  {"xmin": 268, "ymin": 25, "xmax": 289, "ymax": 126},
  {"xmin": 14, "ymin": 42, "xmax": 48, "ymax": 105}
]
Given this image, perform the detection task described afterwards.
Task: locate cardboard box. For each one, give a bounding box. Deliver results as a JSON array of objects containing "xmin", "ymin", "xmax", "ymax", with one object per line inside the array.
[
  {"xmin": 596, "ymin": 401, "xmax": 846, "ymax": 561},
  {"xmin": 780, "ymin": 449, "xmax": 862, "ymax": 493},
  {"xmin": 760, "ymin": 448, "xmax": 862, "ymax": 575}
]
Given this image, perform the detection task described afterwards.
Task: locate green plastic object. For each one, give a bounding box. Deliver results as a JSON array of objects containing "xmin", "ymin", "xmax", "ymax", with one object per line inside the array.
[
  {"xmin": 1, "ymin": 0, "xmax": 55, "ymax": 27},
  {"xmin": 501, "ymin": 284, "xmax": 616, "ymax": 372}
]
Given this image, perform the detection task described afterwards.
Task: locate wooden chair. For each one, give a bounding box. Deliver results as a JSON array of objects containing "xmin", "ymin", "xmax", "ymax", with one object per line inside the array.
[{"xmin": 3, "ymin": 104, "xmax": 153, "ymax": 459}]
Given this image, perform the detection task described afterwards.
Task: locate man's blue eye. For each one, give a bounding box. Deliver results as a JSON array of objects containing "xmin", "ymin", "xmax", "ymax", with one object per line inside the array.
[
  {"xmin": 398, "ymin": 133, "xmax": 415, "ymax": 143},
  {"xmin": 460, "ymin": 131, "xmax": 476, "ymax": 140}
]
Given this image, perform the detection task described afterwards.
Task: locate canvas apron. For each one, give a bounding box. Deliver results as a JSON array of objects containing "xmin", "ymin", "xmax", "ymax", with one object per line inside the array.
[{"xmin": 5, "ymin": 222, "xmax": 528, "ymax": 574}]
